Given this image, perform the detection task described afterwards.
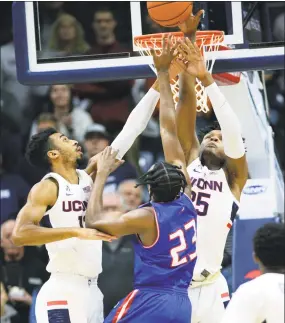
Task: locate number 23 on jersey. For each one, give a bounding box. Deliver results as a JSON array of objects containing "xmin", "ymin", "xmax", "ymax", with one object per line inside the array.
[{"xmin": 169, "ymin": 219, "xmax": 197, "ymax": 267}]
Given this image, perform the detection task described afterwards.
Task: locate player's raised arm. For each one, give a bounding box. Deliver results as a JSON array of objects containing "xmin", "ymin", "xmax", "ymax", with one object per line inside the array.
[
  {"xmin": 12, "ymin": 180, "xmax": 114, "ymax": 246},
  {"xmin": 177, "ymin": 39, "xmax": 248, "ymax": 196},
  {"xmin": 85, "ymin": 147, "xmax": 155, "ymax": 236},
  {"xmin": 176, "ymin": 72, "xmax": 199, "ymax": 166},
  {"xmin": 151, "ymin": 36, "xmax": 191, "ymax": 187},
  {"xmin": 176, "ymin": 11, "xmax": 204, "ymax": 166},
  {"xmin": 84, "ymin": 79, "xmax": 161, "ymax": 178},
  {"xmin": 110, "ymin": 81, "xmax": 160, "ymax": 160}
]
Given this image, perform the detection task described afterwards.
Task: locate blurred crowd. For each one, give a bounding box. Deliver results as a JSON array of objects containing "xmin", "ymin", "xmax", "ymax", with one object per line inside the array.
[{"xmin": 0, "ymin": 2, "xmax": 284, "ymax": 322}]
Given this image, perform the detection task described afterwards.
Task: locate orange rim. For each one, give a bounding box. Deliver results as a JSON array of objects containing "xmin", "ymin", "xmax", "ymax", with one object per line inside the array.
[{"xmin": 134, "ymin": 30, "xmax": 225, "ymax": 48}]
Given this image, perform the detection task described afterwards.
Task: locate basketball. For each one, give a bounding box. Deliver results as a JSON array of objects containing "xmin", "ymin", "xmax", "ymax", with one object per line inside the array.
[{"xmin": 147, "ymin": 2, "xmax": 193, "ymax": 27}]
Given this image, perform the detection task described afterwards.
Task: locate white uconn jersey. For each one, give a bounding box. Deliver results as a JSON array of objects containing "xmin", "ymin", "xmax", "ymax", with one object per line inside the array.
[
  {"xmin": 187, "ymin": 158, "xmax": 239, "ymax": 281},
  {"xmin": 222, "ymin": 273, "xmax": 285, "ymax": 323},
  {"xmin": 40, "ymin": 170, "xmax": 102, "ymax": 278}
]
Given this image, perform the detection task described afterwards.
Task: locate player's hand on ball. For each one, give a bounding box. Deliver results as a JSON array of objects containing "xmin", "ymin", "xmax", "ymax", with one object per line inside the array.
[
  {"xmin": 151, "ymin": 35, "xmax": 177, "ymax": 72},
  {"xmin": 177, "ymin": 38, "xmax": 207, "ymax": 79},
  {"xmin": 97, "ymin": 146, "xmax": 124, "ymax": 175},
  {"xmin": 77, "ymin": 228, "xmax": 116, "ymax": 242},
  {"xmin": 178, "ymin": 10, "xmax": 204, "ymax": 35}
]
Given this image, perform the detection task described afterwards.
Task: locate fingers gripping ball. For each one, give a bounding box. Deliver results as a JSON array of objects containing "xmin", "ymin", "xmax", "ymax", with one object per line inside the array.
[{"xmin": 147, "ymin": 2, "xmax": 193, "ymax": 27}]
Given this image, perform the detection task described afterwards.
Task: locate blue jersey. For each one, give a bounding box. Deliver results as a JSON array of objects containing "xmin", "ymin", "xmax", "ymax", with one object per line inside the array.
[{"xmin": 133, "ymin": 193, "xmax": 197, "ymax": 292}]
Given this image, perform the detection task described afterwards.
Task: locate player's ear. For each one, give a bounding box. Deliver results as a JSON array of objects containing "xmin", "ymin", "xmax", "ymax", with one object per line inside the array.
[
  {"xmin": 252, "ymin": 252, "xmax": 259, "ymax": 264},
  {"xmin": 47, "ymin": 150, "xmax": 60, "ymax": 160}
]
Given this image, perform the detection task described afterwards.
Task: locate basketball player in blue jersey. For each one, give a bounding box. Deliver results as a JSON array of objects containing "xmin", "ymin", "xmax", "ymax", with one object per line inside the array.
[{"xmin": 85, "ymin": 37, "xmax": 197, "ymax": 323}]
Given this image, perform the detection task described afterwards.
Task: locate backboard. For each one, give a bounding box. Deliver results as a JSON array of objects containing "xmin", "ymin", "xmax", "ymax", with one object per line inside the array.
[{"xmin": 13, "ymin": 1, "xmax": 284, "ymax": 85}]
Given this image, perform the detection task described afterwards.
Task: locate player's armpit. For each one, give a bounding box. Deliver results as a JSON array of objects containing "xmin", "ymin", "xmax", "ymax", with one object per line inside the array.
[
  {"xmin": 12, "ymin": 180, "xmax": 80, "ymax": 246},
  {"xmin": 86, "ymin": 208, "xmax": 154, "ymax": 237}
]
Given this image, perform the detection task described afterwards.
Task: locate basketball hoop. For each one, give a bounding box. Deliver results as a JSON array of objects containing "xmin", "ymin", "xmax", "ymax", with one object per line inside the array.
[{"xmin": 134, "ymin": 31, "xmax": 241, "ymax": 113}]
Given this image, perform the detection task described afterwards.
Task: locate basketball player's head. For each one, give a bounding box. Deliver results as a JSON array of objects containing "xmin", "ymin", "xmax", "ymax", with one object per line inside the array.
[
  {"xmin": 135, "ymin": 162, "xmax": 187, "ymax": 203},
  {"xmin": 253, "ymin": 222, "xmax": 285, "ymax": 273},
  {"xmin": 198, "ymin": 122, "xmax": 226, "ymax": 170},
  {"xmin": 25, "ymin": 128, "xmax": 83, "ymax": 171}
]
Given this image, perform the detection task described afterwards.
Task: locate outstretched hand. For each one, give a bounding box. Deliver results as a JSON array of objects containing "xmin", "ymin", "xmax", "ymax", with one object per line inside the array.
[
  {"xmin": 96, "ymin": 146, "xmax": 124, "ymax": 175},
  {"xmin": 151, "ymin": 35, "xmax": 177, "ymax": 73},
  {"xmin": 177, "ymin": 38, "xmax": 208, "ymax": 79},
  {"xmin": 178, "ymin": 10, "xmax": 204, "ymax": 35}
]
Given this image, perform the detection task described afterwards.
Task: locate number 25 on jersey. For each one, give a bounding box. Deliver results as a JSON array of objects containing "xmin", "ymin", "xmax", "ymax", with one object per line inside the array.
[{"xmin": 169, "ymin": 219, "xmax": 197, "ymax": 267}]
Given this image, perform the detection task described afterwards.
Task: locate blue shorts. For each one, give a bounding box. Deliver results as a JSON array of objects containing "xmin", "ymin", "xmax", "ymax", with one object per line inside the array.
[{"xmin": 104, "ymin": 288, "xmax": 191, "ymax": 323}]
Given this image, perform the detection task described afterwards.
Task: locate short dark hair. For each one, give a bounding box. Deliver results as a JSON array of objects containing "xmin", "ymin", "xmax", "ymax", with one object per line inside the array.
[
  {"xmin": 94, "ymin": 7, "xmax": 114, "ymax": 18},
  {"xmin": 135, "ymin": 162, "xmax": 187, "ymax": 202},
  {"xmin": 25, "ymin": 128, "xmax": 57, "ymax": 169},
  {"xmin": 198, "ymin": 121, "xmax": 246, "ymax": 149},
  {"xmin": 253, "ymin": 222, "xmax": 285, "ymax": 269},
  {"xmin": 198, "ymin": 121, "xmax": 221, "ymax": 142}
]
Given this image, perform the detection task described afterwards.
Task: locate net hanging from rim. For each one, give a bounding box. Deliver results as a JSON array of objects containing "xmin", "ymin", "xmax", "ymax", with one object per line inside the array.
[{"xmin": 134, "ymin": 31, "xmax": 241, "ymax": 113}]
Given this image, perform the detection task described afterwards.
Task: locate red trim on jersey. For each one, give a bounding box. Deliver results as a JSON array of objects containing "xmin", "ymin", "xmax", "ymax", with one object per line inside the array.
[
  {"xmin": 227, "ymin": 222, "xmax": 232, "ymax": 229},
  {"xmin": 47, "ymin": 300, "xmax": 68, "ymax": 306},
  {"xmin": 221, "ymin": 292, "xmax": 229, "ymax": 298},
  {"xmin": 137, "ymin": 207, "xmax": 160, "ymax": 249},
  {"xmin": 112, "ymin": 290, "xmax": 139, "ymax": 323}
]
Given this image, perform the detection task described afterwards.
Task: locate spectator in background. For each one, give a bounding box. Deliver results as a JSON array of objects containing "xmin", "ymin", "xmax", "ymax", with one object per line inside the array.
[
  {"xmin": 1, "ymin": 38, "xmax": 48, "ymax": 129},
  {"xmin": 1, "ymin": 282, "xmax": 20, "ymax": 323},
  {"xmin": 82, "ymin": 124, "xmax": 137, "ymax": 192},
  {"xmin": 34, "ymin": 113, "xmax": 58, "ymax": 133},
  {"xmin": 0, "ymin": 220, "xmax": 49, "ymax": 323},
  {"xmin": 19, "ymin": 113, "xmax": 59, "ymax": 187},
  {"xmin": 0, "ymin": 152, "xmax": 30, "ymax": 225},
  {"xmin": 98, "ymin": 192, "xmax": 134, "ymax": 317},
  {"xmin": 29, "ymin": 85, "xmax": 93, "ymax": 144},
  {"xmin": 73, "ymin": 8, "xmax": 133, "ymax": 128},
  {"xmin": 38, "ymin": 1, "xmax": 66, "ymax": 50},
  {"xmin": 45, "ymin": 13, "xmax": 90, "ymax": 57},
  {"xmin": 118, "ymin": 179, "xmax": 143, "ymax": 211}
]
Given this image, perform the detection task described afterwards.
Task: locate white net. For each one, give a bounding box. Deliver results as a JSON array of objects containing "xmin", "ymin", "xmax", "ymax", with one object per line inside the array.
[{"xmin": 134, "ymin": 32, "xmax": 225, "ymax": 113}]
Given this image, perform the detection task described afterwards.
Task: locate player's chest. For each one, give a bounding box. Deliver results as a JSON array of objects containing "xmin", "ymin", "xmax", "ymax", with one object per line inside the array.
[
  {"xmin": 189, "ymin": 175, "xmax": 233, "ymax": 219},
  {"xmin": 60, "ymin": 183, "xmax": 91, "ymax": 213}
]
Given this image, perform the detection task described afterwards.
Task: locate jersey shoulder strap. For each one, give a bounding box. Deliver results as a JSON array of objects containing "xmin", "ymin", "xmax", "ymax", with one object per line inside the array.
[{"xmin": 76, "ymin": 169, "xmax": 93, "ymax": 186}]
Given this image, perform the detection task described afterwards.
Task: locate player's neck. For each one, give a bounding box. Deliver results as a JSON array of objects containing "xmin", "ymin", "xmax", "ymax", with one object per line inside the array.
[{"xmin": 52, "ymin": 164, "xmax": 78, "ymax": 185}]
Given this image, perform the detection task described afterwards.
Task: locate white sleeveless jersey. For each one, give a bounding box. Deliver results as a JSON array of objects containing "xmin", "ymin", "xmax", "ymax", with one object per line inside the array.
[
  {"xmin": 40, "ymin": 170, "xmax": 102, "ymax": 278},
  {"xmin": 187, "ymin": 158, "xmax": 239, "ymax": 280},
  {"xmin": 222, "ymin": 273, "xmax": 285, "ymax": 323}
]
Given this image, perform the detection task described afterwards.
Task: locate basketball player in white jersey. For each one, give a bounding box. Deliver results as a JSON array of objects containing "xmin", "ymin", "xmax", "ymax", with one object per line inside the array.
[
  {"xmin": 11, "ymin": 79, "xmax": 164, "ymax": 322},
  {"xmin": 222, "ymin": 222, "xmax": 284, "ymax": 323},
  {"xmin": 174, "ymin": 18, "xmax": 248, "ymax": 323}
]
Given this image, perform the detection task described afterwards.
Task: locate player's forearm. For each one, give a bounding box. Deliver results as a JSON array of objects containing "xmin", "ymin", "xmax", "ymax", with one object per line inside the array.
[
  {"xmin": 111, "ymin": 86, "xmax": 160, "ymax": 159},
  {"xmin": 176, "ymin": 73, "xmax": 199, "ymax": 158},
  {"xmin": 85, "ymin": 172, "xmax": 107, "ymax": 228},
  {"xmin": 158, "ymin": 71, "xmax": 177, "ymax": 135},
  {"xmin": 12, "ymin": 225, "xmax": 80, "ymax": 246},
  {"xmin": 200, "ymin": 72, "xmax": 245, "ymax": 159}
]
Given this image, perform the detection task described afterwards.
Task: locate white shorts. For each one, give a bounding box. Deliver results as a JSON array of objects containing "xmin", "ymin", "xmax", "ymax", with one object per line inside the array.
[
  {"xmin": 188, "ymin": 273, "xmax": 230, "ymax": 323},
  {"xmin": 36, "ymin": 273, "xmax": 103, "ymax": 323}
]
